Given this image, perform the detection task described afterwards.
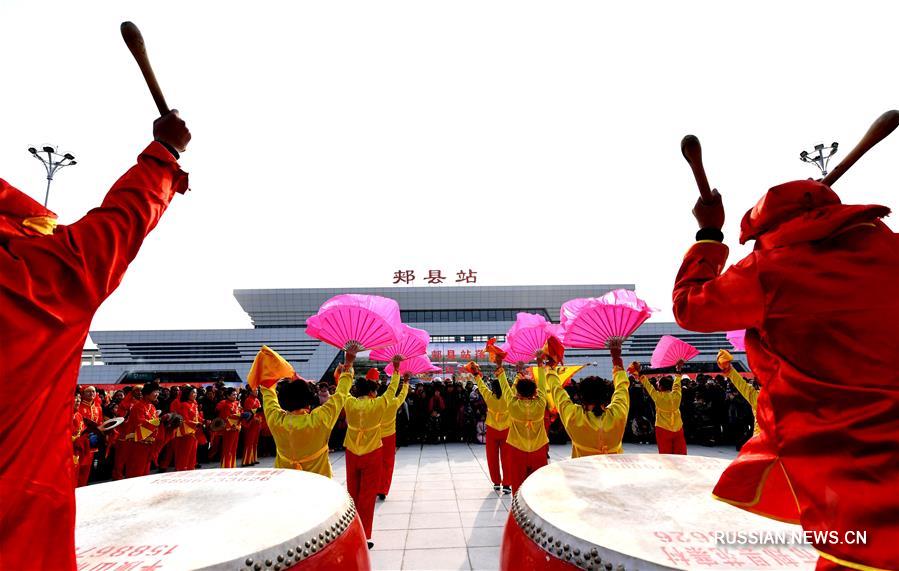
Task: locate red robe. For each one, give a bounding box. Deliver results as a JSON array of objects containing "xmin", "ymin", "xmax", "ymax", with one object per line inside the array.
[
  {"xmin": 673, "ymin": 180, "xmax": 899, "ymax": 570},
  {"xmin": 76, "ymin": 397, "xmax": 104, "ymax": 486},
  {"xmin": 0, "ymin": 142, "xmax": 187, "ymax": 571}
]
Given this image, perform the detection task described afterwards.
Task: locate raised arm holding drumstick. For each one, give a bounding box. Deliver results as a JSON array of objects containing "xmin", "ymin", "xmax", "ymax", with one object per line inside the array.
[
  {"xmin": 0, "ymin": 22, "xmax": 191, "ymax": 570},
  {"xmin": 673, "ymin": 111, "xmax": 899, "ymax": 571}
]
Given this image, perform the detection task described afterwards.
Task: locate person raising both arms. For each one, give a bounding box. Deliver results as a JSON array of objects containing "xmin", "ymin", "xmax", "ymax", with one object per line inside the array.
[
  {"xmin": 631, "ymin": 360, "xmax": 687, "ymax": 455},
  {"xmin": 343, "ymin": 353, "xmax": 401, "ymax": 549},
  {"xmin": 546, "ymin": 338, "xmax": 630, "ymax": 457}
]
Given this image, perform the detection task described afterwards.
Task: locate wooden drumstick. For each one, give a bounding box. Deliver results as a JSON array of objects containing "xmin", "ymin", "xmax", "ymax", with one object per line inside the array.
[
  {"xmin": 681, "ymin": 135, "xmax": 713, "ymax": 202},
  {"xmin": 822, "ymin": 110, "xmax": 899, "ymax": 187},
  {"xmin": 120, "ymin": 21, "xmax": 170, "ymax": 116}
]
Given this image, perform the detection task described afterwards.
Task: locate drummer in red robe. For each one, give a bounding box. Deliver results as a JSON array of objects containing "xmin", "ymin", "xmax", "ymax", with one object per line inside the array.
[
  {"xmin": 122, "ymin": 381, "xmax": 163, "ymax": 478},
  {"xmin": 111, "ymin": 385, "xmax": 140, "ymax": 480},
  {"xmin": 0, "ymin": 112, "xmax": 189, "ymax": 571},
  {"xmin": 76, "ymin": 386, "xmax": 104, "ymax": 486},
  {"xmin": 71, "ymin": 394, "xmax": 89, "ymax": 488},
  {"xmin": 217, "ymin": 388, "xmax": 243, "ymax": 469},
  {"xmin": 673, "ymin": 179, "xmax": 899, "ymax": 571},
  {"xmin": 241, "ymin": 388, "xmax": 263, "ymax": 467}
]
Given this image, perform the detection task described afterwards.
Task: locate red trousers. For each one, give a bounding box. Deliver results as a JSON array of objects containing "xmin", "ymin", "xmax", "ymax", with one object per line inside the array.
[
  {"xmin": 111, "ymin": 440, "xmax": 129, "ymax": 480},
  {"xmin": 124, "ymin": 442, "xmax": 154, "ymax": 478},
  {"xmin": 242, "ymin": 422, "xmax": 261, "ymax": 466},
  {"xmin": 485, "ymin": 427, "xmax": 510, "ymax": 487},
  {"xmin": 345, "ymin": 448, "xmax": 381, "ymax": 538},
  {"xmin": 220, "ymin": 429, "xmax": 240, "ymax": 469},
  {"xmin": 77, "ymin": 450, "xmax": 95, "ymax": 487},
  {"xmin": 506, "ymin": 444, "xmax": 548, "ymax": 493},
  {"xmin": 157, "ymin": 442, "xmax": 174, "ymax": 469},
  {"xmin": 656, "ymin": 427, "xmax": 687, "ymax": 455},
  {"xmin": 172, "ymin": 435, "xmax": 198, "ymax": 471},
  {"xmin": 378, "ymin": 433, "xmax": 397, "ymax": 496}
]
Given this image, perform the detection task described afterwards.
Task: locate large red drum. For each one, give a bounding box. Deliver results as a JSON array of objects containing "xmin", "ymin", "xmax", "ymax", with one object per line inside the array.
[
  {"xmin": 75, "ymin": 468, "xmax": 370, "ymax": 570},
  {"xmin": 501, "ymin": 455, "xmax": 819, "ymax": 571}
]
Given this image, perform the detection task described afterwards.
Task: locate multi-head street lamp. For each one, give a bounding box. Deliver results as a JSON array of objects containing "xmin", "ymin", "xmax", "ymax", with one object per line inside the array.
[{"xmin": 28, "ymin": 145, "xmax": 77, "ymax": 208}]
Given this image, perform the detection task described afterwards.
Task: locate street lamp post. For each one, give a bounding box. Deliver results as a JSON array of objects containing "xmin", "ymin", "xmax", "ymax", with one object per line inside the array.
[
  {"xmin": 799, "ymin": 142, "xmax": 838, "ymax": 177},
  {"xmin": 28, "ymin": 145, "xmax": 77, "ymax": 208}
]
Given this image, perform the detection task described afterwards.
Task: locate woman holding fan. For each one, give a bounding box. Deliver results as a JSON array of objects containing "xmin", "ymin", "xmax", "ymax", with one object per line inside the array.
[
  {"xmin": 631, "ymin": 360, "xmax": 687, "ymax": 455},
  {"xmin": 343, "ymin": 356, "xmax": 401, "ymax": 549},
  {"xmin": 546, "ymin": 339, "xmax": 630, "ymax": 457},
  {"xmin": 473, "ymin": 351, "xmax": 512, "ymax": 494},
  {"xmin": 377, "ymin": 371, "xmax": 410, "ymax": 500}
]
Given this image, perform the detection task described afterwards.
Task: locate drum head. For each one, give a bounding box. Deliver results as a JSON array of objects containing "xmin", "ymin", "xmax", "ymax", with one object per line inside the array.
[
  {"xmin": 512, "ymin": 455, "xmax": 817, "ymax": 570},
  {"xmin": 97, "ymin": 417, "xmax": 124, "ymax": 432},
  {"xmin": 76, "ymin": 469, "xmax": 356, "ymax": 570}
]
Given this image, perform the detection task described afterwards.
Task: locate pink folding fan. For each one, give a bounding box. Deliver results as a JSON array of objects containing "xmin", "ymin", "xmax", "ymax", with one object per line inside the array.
[
  {"xmin": 726, "ymin": 329, "xmax": 746, "ymax": 352},
  {"xmin": 506, "ymin": 313, "xmax": 559, "ymax": 361},
  {"xmin": 305, "ymin": 294, "xmax": 403, "ymax": 352},
  {"xmin": 386, "ymin": 355, "xmax": 441, "ymax": 376},
  {"xmin": 370, "ymin": 325, "xmax": 430, "ymax": 361},
  {"xmin": 499, "ymin": 342, "xmax": 535, "ymax": 364},
  {"xmin": 650, "ymin": 335, "xmax": 700, "ymax": 368},
  {"xmin": 560, "ymin": 289, "xmax": 655, "ymax": 349}
]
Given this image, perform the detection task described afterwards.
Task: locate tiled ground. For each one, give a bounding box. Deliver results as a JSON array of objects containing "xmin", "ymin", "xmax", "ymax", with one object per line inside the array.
[{"xmin": 319, "ymin": 442, "xmax": 740, "ymax": 571}]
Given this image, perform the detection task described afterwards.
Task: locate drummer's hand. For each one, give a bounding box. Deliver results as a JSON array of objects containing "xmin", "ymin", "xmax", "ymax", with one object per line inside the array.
[
  {"xmin": 692, "ymin": 188, "xmax": 724, "ymax": 230},
  {"xmin": 153, "ymin": 110, "xmax": 191, "ymax": 154}
]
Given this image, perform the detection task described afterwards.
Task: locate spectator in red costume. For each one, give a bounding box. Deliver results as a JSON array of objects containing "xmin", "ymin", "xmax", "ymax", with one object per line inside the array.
[
  {"xmin": 673, "ymin": 179, "xmax": 899, "ymax": 571},
  {"xmin": 0, "ymin": 111, "xmax": 190, "ymax": 571},
  {"xmin": 111, "ymin": 385, "xmax": 140, "ymax": 480},
  {"xmin": 171, "ymin": 387, "xmax": 204, "ymax": 471},
  {"xmin": 217, "ymin": 388, "xmax": 243, "ymax": 468},
  {"xmin": 241, "ymin": 388, "xmax": 263, "ymax": 466},
  {"xmin": 76, "ymin": 385, "xmax": 104, "ymax": 486},
  {"xmin": 121, "ymin": 381, "xmax": 162, "ymax": 478}
]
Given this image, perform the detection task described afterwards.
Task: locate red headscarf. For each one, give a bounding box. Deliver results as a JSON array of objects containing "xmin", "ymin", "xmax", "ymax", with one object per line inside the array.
[{"xmin": 365, "ymin": 368, "xmax": 380, "ymax": 382}]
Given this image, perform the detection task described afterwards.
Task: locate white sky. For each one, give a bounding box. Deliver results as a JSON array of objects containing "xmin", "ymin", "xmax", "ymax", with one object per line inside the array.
[{"xmin": 2, "ymin": 1, "xmax": 896, "ymax": 339}]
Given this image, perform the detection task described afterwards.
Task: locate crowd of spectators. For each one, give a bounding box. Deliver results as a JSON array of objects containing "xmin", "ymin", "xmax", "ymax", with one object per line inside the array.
[{"xmin": 78, "ymin": 371, "xmax": 758, "ymax": 484}]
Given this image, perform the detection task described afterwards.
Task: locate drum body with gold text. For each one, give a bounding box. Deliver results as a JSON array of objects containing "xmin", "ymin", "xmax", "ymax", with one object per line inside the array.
[
  {"xmin": 75, "ymin": 468, "xmax": 370, "ymax": 570},
  {"xmin": 501, "ymin": 455, "xmax": 818, "ymax": 571}
]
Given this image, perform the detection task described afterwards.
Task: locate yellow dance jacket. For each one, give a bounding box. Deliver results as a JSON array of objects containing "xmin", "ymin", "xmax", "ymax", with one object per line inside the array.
[
  {"xmin": 379, "ymin": 380, "xmax": 409, "ymax": 438},
  {"xmin": 475, "ymin": 375, "xmax": 510, "ymax": 431},
  {"xmin": 501, "ymin": 368, "xmax": 549, "ymax": 453},
  {"xmin": 344, "ymin": 372, "xmax": 400, "ymax": 455},
  {"xmin": 639, "ymin": 374, "xmax": 683, "ymax": 432},
  {"xmin": 549, "ymin": 369, "xmax": 629, "ymax": 457},
  {"xmin": 260, "ymin": 370, "xmax": 352, "ymax": 478}
]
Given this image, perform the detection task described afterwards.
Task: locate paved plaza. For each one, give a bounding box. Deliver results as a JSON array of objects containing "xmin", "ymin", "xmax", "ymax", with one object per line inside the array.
[{"xmin": 240, "ymin": 442, "xmax": 739, "ymax": 570}]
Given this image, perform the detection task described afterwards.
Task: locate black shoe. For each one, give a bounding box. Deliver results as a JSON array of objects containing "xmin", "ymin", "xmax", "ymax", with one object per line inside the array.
[
  {"xmin": 493, "ymin": 484, "xmax": 501, "ymax": 491},
  {"xmin": 377, "ymin": 494, "xmax": 386, "ymax": 500},
  {"xmin": 367, "ymin": 541, "xmax": 374, "ymax": 550},
  {"xmin": 502, "ymin": 486, "xmax": 512, "ymax": 495}
]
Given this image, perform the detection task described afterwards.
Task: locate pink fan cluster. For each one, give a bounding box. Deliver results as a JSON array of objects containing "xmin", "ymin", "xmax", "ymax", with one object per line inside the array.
[
  {"xmin": 559, "ymin": 289, "xmax": 655, "ymax": 349},
  {"xmin": 305, "ymin": 294, "xmax": 435, "ymax": 377},
  {"xmin": 650, "ymin": 335, "xmax": 700, "ymax": 368}
]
